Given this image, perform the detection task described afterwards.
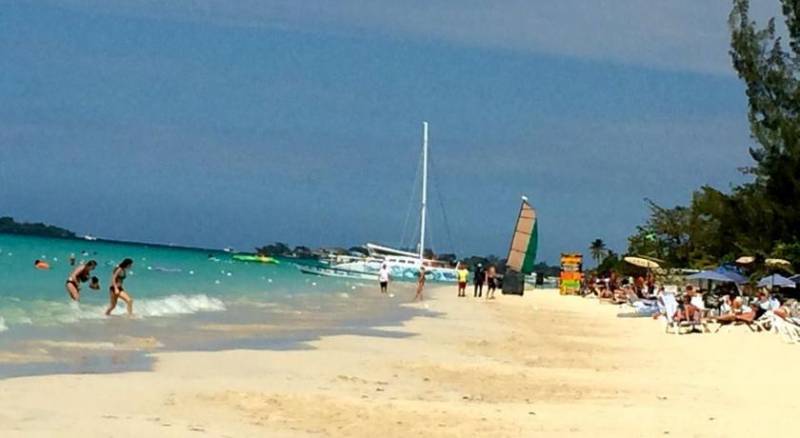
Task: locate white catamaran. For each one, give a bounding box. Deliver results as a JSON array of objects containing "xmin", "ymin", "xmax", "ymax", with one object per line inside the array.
[{"xmin": 298, "ymin": 122, "xmax": 457, "ymax": 282}]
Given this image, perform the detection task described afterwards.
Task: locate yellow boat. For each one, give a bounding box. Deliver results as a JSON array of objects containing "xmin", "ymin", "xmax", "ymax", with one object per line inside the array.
[{"xmin": 232, "ymin": 254, "xmax": 278, "ymax": 264}]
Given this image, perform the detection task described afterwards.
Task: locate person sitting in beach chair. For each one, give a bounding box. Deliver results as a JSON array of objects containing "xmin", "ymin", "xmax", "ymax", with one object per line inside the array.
[
  {"xmin": 678, "ymin": 294, "xmax": 702, "ymax": 323},
  {"xmin": 597, "ymin": 280, "xmax": 612, "ymax": 299},
  {"xmin": 686, "ymin": 286, "xmax": 710, "ymax": 318},
  {"xmin": 611, "ymin": 284, "xmax": 635, "ymax": 305},
  {"xmin": 714, "ymin": 297, "xmax": 757, "ymax": 332},
  {"xmin": 668, "ymin": 293, "xmax": 707, "ymax": 334},
  {"xmin": 718, "ymin": 294, "xmax": 732, "ymax": 316}
]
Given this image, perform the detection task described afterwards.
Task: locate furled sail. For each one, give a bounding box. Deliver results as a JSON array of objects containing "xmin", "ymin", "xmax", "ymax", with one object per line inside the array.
[{"xmin": 506, "ymin": 198, "xmax": 538, "ymax": 274}]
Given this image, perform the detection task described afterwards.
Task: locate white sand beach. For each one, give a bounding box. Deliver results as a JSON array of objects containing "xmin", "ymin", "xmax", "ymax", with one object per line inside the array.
[{"xmin": 1, "ymin": 285, "xmax": 798, "ymax": 437}]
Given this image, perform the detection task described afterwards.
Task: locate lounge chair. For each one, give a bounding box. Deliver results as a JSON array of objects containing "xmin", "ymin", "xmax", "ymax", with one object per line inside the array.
[
  {"xmin": 759, "ymin": 312, "xmax": 800, "ymax": 344},
  {"xmin": 713, "ymin": 312, "xmax": 759, "ymax": 333},
  {"xmin": 662, "ymin": 294, "xmax": 710, "ymax": 334},
  {"xmin": 672, "ymin": 315, "xmax": 710, "ymax": 335}
]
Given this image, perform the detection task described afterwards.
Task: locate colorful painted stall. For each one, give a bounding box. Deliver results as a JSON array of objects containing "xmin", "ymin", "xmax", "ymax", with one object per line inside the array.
[{"xmin": 560, "ymin": 253, "xmax": 583, "ymax": 295}]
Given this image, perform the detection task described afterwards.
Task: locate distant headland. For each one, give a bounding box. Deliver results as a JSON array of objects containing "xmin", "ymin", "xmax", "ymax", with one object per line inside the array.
[{"xmin": 0, "ymin": 216, "xmax": 76, "ymax": 239}]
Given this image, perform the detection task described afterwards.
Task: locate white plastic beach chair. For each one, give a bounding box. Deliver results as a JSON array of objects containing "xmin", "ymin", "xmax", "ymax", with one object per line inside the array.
[
  {"xmin": 763, "ymin": 313, "xmax": 800, "ymax": 344},
  {"xmin": 662, "ymin": 293, "xmax": 679, "ymax": 334}
]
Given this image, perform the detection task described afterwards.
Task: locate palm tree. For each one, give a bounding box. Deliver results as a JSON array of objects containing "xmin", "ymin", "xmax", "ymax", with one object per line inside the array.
[{"xmin": 589, "ymin": 239, "xmax": 607, "ymax": 265}]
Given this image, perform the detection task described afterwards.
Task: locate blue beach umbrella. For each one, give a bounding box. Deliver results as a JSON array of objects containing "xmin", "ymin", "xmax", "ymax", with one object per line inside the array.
[
  {"xmin": 714, "ymin": 267, "xmax": 748, "ymax": 284},
  {"xmin": 756, "ymin": 274, "xmax": 797, "ymax": 289},
  {"xmin": 686, "ymin": 270, "xmax": 738, "ymax": 283}
]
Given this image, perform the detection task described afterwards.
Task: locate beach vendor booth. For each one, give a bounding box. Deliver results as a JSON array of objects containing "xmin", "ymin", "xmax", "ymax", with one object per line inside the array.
[{"xmin": 560, "ymin": 253, "xmax": 583, "ymax": 295}]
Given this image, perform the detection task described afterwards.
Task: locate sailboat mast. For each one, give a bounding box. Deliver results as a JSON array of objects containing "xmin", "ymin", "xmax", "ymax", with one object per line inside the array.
[{"xmin": 419, "ymin": 121, "xmax": 428, "ymax": 261}]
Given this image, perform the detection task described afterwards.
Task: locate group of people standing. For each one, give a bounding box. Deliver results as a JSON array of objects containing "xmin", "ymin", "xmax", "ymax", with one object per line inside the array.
[
  {"xmin": 63, "ymin": 258, "xmax": 135, "ymax": 315},
  {"xmin": 376, "ymin": 262, "xmax": 498, "ymax": 302},
  {"xmin": 456, "ymin": 263, "xmax": 498, "ymax": 299}
]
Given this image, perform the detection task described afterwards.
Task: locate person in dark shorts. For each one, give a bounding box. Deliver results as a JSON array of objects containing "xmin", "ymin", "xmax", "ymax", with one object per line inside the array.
[
  {"xmin": 65, "ymin": 260, "xmax": 98, "ymax": 301},
  {"xmin": 414, "ymin": 267, "xmax": 426, "ymax": 301},
  {"xmin": 106, "ymin": 258, "xmax": 134, "ymax": 316},
  {"xmin": 473, "ymin": 263, "xmax": 485, "ymax": 297},
  {"xmin": 378, "ymin": 263, "xmax": 390, "ymax": 294},
  {"xmin": 486, "ymin": 265, "xmax": 497, "ymax": 299}
]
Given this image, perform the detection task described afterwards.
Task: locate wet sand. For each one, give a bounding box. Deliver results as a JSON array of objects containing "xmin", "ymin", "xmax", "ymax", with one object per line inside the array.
[{"xmin": 0, "ymin": 286, "xmax": 798, "ymax": 437}]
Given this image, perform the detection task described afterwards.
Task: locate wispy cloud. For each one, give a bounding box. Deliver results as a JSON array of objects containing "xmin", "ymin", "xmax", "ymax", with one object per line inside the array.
[{"xmin": 38, "ymin": 0, "xmax": 782, "ymax": 75}]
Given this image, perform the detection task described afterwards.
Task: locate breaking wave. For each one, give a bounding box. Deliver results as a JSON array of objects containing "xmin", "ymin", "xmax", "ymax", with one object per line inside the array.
[{"xmin": 0, "ymin": 294, "xmax": 226, "ymax": 332}]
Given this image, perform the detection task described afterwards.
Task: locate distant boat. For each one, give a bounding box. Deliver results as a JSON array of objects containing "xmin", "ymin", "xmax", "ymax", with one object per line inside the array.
[
  {"xmin": 83, "ymin": 235, "xmax": 98, "ymax": 241},
  {"xmin": 223, "ymin": 247, "xmax": 234, "ymax": 253},
  {"xmin": 298, "ymin": 264, "xmax": 379, "ymax": 280},
  {"xmin": 298, "ymin": 122, "xmax": 457, "ymax": 283},
  {"xmin": 232, "ymin": 254, "xmax": 278, "ymax": 264}
]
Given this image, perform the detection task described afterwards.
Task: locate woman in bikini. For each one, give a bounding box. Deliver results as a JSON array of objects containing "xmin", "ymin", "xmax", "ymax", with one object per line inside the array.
[
  {"xmin": 486, "ymin": 265, "xmax": 498, "ymax": 299},
  {"xmin": 65, "ymin": 260, "xmax": 98, "ymax": 301},
  {"xmin": 106, "ymin": 258, "xmax": 134, "ymax": 316}
]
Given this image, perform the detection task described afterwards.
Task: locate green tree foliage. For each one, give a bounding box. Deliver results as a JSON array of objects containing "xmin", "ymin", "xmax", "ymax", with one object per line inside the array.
[
  {"xmin": 628, "ymin": 1, "xmax": 800, "ymax": 269},
  {"xmin": 730, "ymin": 0, "xmax": 800, "ymax": 251},
  {"xmin": 256, "ymin": 242, "xmax": 292, "ymax": 256},
  {"xmin": 627, "ymin": 200, "xmax": 691, "ymax": 267},
  {"xmin": 589, "ymin": 239, "xmax": 607, "ymax": 265},
  {"xmin": 595, "ymin": 250, "xmax": 623, "ymax": 276}
]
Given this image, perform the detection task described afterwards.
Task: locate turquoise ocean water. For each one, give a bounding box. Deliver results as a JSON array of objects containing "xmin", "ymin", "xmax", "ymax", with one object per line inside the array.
[{"xmin": 0, "ymin": 234, "xmax": 421, "ymax": 377}]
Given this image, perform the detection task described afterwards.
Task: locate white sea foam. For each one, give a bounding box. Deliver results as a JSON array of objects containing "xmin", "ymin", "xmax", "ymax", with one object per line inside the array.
[
  {"xmin": 2, "ymin": 295, "xmax": 228, "ymax": 329},
  {"xmin": 116, "ymin": 294, "xmax": 227, "ymax": 317}
]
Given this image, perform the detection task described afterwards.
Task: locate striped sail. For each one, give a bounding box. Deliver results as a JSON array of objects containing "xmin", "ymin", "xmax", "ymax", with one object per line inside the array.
[{"xmin": 506, "ymin": 199, "xmax": 538, "ymax": 274}]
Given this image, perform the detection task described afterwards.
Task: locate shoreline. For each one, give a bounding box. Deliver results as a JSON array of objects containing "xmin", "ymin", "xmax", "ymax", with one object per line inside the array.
[
  {"xmin": 0, "ymin": 282, "xmax": 424, "ymax": 379},
  {"xmin": 1, "ymin": 285, "xmax": 799, "ymax": 436}
]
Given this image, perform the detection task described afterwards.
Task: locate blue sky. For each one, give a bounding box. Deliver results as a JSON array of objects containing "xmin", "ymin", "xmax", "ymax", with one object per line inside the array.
[{"xmin": 0, "ymin": 1, "xmax": 781, "ymax": 263}]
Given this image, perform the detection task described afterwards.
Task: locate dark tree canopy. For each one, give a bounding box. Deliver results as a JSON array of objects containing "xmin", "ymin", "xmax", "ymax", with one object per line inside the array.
[
  {"xmin": 0, "ymin": 216, "xmax": 76, "ymax": 239},
  {"xmin": 627, "ymin": 0, "xmax": 800, "ymax": 269}
]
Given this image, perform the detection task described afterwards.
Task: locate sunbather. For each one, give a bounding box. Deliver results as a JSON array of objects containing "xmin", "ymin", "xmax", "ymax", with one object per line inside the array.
[
  {"xmin": 675, "ymin": 294, "xmax": 702, "ymax": 325},
  {"xmin": 718, "ymin": 294, "xmax": 732, "ymax": 316},
  {"xmin": 716, "ymin": 297, "xmax": 755, "ymax": 324}
]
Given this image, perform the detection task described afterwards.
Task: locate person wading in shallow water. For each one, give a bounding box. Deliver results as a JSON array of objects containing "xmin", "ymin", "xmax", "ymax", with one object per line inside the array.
[
  {"xmin": 65, "ymin": 260, "xmax": 98, "ymax": 301},
  {"xmin": 414, "ymin": 266, "xmax": 426, "ymax": 302},
  {"xmin": 106, "ymin": 258, "xmax": 134, "ymax": 316}
]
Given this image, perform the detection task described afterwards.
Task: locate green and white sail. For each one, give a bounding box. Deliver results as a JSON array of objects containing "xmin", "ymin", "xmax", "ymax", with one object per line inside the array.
[{"xmin": 506, "ymin": 197, "xmax": 538, "ymax": 274}]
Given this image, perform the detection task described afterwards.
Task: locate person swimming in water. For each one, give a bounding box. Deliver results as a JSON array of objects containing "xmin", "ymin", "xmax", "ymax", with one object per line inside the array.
[
  {"xmin": 34, "ymin": 259, "xmax": 50, "ymax": 270},
  {"xmin": 106, "ymin": 258, "xmax": 134, "ymax": 316},
  {"xmin": 65, "ymin": 260, "xmax": 98, "ymax": 301}
]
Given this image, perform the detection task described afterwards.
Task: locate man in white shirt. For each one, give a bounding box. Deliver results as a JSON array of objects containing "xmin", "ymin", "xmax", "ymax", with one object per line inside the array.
[{"xmin": 378, "ymin": 264, "xmax": 390, "ymax": 294}]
